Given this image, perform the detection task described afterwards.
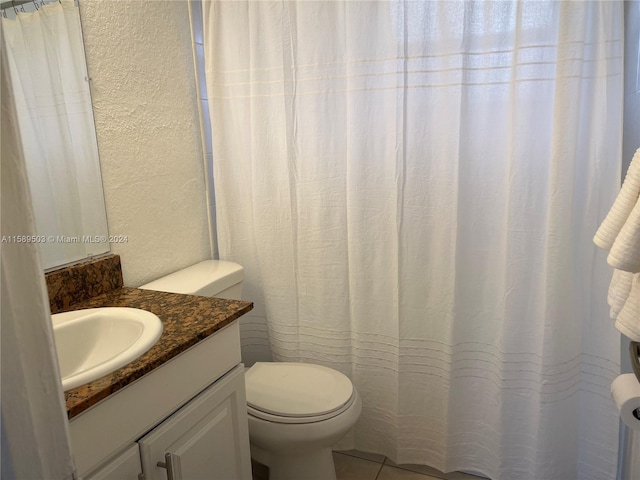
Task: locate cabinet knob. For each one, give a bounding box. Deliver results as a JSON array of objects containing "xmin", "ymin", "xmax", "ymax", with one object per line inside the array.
[{"xmin": 157, "ymin": 453, "xmax": 176, "ymax": 480}]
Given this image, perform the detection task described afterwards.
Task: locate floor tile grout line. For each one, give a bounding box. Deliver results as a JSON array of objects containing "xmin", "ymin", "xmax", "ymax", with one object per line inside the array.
[
  {"xmin": 393, "ymin": 463, "xmax": 447, "ymax": 480},
  {"xmin": 382, "ymin": 459, "xmax": 451, "ymax": 480},
  {"xmin": 373, "ymin": 460, "xmax": 384, "ymax": 480},
  {"xmin": 334, "ymin": 450, "xmax": 484, "ymax": 480},
  {"xmin": 335, "ymin": 449, "xmax": 386, "ymax": 464}
]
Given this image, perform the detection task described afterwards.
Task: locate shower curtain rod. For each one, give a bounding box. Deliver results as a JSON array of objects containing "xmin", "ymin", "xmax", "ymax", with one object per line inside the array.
[{"xmin": 0, "ymin": 0, "xmax": 61, "ymax": 11}]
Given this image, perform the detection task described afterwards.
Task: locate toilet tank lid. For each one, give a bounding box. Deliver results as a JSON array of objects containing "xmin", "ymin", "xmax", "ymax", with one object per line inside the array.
[{"xmin": 139, "ymin": 260, "xmax": 243, "ymax": 296}]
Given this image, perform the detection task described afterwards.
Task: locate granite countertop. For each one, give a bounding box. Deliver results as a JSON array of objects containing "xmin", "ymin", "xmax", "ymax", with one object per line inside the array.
[{"xmin": 62, "ymin": 287, "xmax": 253, "ymax": 419}]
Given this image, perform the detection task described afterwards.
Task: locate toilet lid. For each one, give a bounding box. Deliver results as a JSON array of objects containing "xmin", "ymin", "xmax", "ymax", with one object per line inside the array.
[{"xmin": 245, "ymin": 362, "xmax": 354, "ymax": 418}]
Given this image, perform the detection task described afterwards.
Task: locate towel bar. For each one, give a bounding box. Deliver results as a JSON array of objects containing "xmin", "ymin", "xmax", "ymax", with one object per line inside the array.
[{"xmin": 630, "ymin": 341, "xmax": 640, "ymax": 384}]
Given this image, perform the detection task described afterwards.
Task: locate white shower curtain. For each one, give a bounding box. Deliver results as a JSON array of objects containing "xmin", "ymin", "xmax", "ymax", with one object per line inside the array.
[
  {"xmin": 202, "ymin": 1, "xmax": 624, "ymax": 479},
  {"xmin": 2, "ymin": 0, "xmax": 109, "ymax": 269},
  {"xmin": 1, "ymin": 28, "xmax": 75, "ymax": 480}
]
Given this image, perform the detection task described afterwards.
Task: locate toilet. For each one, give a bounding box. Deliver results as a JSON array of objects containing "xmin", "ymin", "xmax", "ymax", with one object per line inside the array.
[{"xmin": 140, "ymin": 260, "xmax": 362, "ymax": 480}]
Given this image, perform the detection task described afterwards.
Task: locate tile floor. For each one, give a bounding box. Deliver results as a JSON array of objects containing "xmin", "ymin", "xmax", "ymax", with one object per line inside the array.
[{"xmin": 252, "ymin": 450, "xmax": 486, "ymax": 480}]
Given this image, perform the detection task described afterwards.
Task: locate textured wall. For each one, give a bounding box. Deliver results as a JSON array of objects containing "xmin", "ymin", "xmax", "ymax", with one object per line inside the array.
[{"xmin": 80, "ymin": 0, "xmax": 210, "ymax": 286}]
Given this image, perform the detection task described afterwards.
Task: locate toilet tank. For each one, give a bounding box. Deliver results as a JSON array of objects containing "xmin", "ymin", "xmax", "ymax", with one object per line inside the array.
[{"xmin": 139, "ymin": 260, "xmax": 243, "ymax": 300}]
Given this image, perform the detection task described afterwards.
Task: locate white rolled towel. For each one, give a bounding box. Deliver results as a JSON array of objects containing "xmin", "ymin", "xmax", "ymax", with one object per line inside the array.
[
  {"xmin": 608, "ymin": 192, "xmax": 640, "ymax": 272},
  {"xmin": 594, "ymin": 148, "xmax": 640, "ymax": 251},
  {"xmin": 594, "ymin": 148, "xmax": 640, "ymax": 341},
  {"xmin": 614, "ymin": 273, "xmax": 640, "ymax": 341},
  {"xmin": 608, "ymin": 269, "xmax": 633, "ymax": 318}
]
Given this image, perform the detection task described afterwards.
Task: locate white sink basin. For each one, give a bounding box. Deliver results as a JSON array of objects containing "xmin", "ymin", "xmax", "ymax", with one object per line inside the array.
[{"xmin": 52, "ymin": 307, "xmax": 163, "ymax": 391}]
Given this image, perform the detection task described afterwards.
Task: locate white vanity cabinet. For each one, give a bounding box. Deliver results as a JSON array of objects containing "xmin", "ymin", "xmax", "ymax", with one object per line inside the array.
[
  {"xmin": 84, "ymin": 445, "xmax": 142, "ymax": 480},
  {"xmin": 72, "ymin": 321, "xmax": 251, "ymax": 480},
  {"xmin": 139, "ymin": 365, "xmax": 250, "ymax": 480}
]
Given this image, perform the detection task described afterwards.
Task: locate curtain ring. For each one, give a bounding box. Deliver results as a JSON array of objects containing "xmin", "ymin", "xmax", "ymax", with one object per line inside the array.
[{"xmin": 12, "ymin": 0, "xmax": 24, "ymax": 13}]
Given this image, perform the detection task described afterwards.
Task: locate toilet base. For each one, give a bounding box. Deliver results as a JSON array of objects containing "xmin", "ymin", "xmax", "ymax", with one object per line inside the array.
[{"xmin": 251, "ymin": 443, "xmax": 337, "ymax": 480}]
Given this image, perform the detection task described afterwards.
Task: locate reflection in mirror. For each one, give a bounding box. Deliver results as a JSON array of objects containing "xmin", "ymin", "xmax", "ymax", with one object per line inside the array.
[{"xmin": 2, "ymin": 0, "xmax": 109, "ymax": 269}]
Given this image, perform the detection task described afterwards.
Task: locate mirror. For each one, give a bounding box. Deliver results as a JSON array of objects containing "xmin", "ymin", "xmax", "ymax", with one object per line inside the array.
[{"xmin": 2, "ymin": 0, "xmax": 109, "ymax": 270}]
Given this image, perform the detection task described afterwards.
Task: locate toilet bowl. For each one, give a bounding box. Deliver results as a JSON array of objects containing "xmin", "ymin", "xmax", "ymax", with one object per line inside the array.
[
  {"xmin": 140, "ymin": 261, "xmax": 362, "ymax": 480},
  {"xmin": 245, "ymin": 362, "xmax": 362, "ymax": 480}
]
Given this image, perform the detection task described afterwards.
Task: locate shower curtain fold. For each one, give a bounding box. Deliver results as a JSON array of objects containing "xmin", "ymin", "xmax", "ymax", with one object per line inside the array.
[{"xmin": 201, "ymin": 1, "xmax": 624, "ymax": 479}]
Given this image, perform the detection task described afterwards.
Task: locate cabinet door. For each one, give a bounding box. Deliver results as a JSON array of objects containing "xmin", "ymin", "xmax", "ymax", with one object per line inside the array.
[
  {"xmin": 138, "ymin": 365, "xmax": 251, "ymax": 480},
  {"xmin": 84, "ymin": 445, "xmax": 142, "ymax": 480}
]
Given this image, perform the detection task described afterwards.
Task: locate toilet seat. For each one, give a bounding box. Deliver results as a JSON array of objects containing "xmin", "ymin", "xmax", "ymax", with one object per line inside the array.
[
  {"xmin": 245, "ymin": 362, "xmax": 355, "ymax": 424},
  {"xmin": 247, "ymin": 394, "xmax": 356, "ymax": 424}
]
